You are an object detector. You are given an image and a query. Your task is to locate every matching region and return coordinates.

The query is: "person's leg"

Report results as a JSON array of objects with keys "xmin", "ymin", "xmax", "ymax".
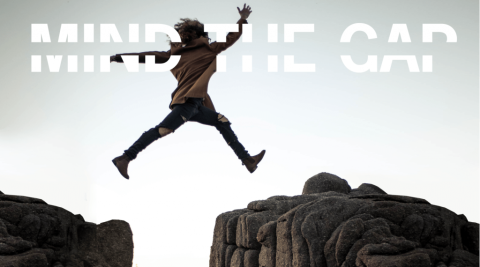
[
  {"xmin": 190, "ymin": 106, "xmax": 265, "ymax": 173},
  {"xmin": 113, "ymin": 98, "xmax": 203, "ymax": 179},
  {"xmin": 124, "ymin": 98, "xmax": 203, "ymax": 160},
  {"xmin": 189, "ymin": 106, "xmax": 250, "ymax": 160}
]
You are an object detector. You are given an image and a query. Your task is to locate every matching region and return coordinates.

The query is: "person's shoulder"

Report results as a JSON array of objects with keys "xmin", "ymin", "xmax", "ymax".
[
  {"xmin": 197, "ymin": 36, "xmax": 214, "ymax": 49},
  {"xmin": 199, "ymin": 36, "xmax": 210, "ymax": 43}
]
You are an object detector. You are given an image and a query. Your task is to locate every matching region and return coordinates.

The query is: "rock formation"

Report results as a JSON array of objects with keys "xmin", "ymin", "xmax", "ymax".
[
  {"xmin": 0, "ymin": 190, "xmax": 133, "ymax": 267},
  {"xmin": 209, "ymin": 172, "xmax": 479, "ymax": 267}
]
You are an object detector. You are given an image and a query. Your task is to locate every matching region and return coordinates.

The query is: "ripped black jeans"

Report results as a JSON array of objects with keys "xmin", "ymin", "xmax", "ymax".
[{"xmin": 124, "ymin": 98, "xmax": 251, "ymax": 161}]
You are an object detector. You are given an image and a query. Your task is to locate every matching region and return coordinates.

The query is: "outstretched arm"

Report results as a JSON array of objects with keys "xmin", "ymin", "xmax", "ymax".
[
  {"xmin": 210, "ymin": 4, "xmax": 252, "ymax": 54},
  {"xmin": 110, "ymin": 50, "xmax": 171, "ymax": 64}
]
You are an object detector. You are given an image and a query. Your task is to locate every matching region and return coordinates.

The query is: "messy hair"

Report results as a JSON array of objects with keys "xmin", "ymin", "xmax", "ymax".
[{"xmin": 166, "ymin": 18, "xmax": 211, "ymax": 47}]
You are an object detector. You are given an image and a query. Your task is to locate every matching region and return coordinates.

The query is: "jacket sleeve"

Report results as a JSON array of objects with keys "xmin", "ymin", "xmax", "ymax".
[
  {"xmin": 113, "ymin": 50, "xmax": 171, "ymax": 64},
  {"xmin": 209, "ymin": 18, "xmax": 247, "ymax": 54}
]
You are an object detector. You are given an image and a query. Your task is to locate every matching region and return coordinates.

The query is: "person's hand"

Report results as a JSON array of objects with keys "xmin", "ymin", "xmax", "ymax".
[
  {"xmin": 110, "ymin": 55, "xmax": 116, "ymax": 63},
  {"xmin": 237, "ymin": 3, "xmax": 252, "ymax": 20}
]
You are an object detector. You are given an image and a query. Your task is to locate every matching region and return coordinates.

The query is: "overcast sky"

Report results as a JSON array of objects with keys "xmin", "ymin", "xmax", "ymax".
[{"xmin": 0, "ymin": 0, "xmax": 478, "ymax": 266}]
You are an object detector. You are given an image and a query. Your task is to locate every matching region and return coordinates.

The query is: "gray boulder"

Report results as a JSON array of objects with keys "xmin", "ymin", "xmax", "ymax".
[
  {"xmin": 0, "ymin": 191, "xmax": 133, "ymax": 267},
  {"xmin": 302, "ymin": 172, "xmax": 351, "ymax": 195},
  {"xmin": 209, "ymin": 172, "xmax": 479, "ymax": 267}
]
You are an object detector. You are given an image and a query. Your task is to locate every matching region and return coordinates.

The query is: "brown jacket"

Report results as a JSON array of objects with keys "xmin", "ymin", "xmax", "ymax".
[{"xmin": 113, "ymin": 18, "xmax": 248, "ymax": 111}]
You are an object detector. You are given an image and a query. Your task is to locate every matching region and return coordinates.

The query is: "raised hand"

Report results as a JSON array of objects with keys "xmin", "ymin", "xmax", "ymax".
[{"xmin": 237, "ymin": 3, "xmax": 252, "ymax": 20}]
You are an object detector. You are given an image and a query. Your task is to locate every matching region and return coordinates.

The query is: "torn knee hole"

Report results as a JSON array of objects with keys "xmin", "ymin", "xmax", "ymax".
[
  {"xmin": 217, "ymin": 113, "xmax": 229, "ymax": 123},
  {"xmin": 181, "ymin": 115, "xmax": 187, "ymax": 122},
  {"xmin": 158, "ymin": 127, "xmax": 173, "ymax": 137}
]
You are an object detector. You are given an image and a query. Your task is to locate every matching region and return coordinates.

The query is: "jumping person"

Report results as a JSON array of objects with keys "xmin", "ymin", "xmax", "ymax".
[{"xmin": 111, "ymin": 4, "xmax": 265, "ymax": 179}]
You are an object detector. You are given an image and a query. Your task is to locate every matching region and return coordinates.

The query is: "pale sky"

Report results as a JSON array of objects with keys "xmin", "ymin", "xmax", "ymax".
[{"xmin": 0, "ymin": 0, "xmax": 478, "ymax": 266}]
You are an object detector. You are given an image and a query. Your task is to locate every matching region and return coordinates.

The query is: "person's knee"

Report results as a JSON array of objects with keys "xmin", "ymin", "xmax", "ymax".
[
  {"xmin": 158, "ymin": 127, "xmax": 173, "ymax": 137},
  {"xmin": 215, "ymin": 118, "xmax": 238, "ymax": 145},
  {"xmin": 215, "ymin": 113, "xmax": 231, "ymax": 131},
  {"xmin": 217, "ymin": 113, "xmax": 229, "ymax": 123}
]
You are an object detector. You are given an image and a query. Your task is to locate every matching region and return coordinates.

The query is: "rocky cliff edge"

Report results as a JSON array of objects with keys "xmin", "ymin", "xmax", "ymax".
[
  {"xmin": 0, "ymin": 190, "xmax": 133, "ymax": 267},
  {"xmin": 209, "ymin": 172, "xmax": 479, "ymax": 267}
]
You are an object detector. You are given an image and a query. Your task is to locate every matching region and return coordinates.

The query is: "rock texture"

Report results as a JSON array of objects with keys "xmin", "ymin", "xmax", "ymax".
[
  {"xmin": 209, "ymin": 172, "xmax": 479, "ymax": 267},
  {"xmin": 0, "ymin": 192, "xmax": 133, "ymax": 267}
]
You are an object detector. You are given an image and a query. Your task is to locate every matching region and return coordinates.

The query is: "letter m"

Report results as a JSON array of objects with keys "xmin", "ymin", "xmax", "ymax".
[{"xmin": 32, "ymin": 24, "xmax": 51, "ymax": 42}]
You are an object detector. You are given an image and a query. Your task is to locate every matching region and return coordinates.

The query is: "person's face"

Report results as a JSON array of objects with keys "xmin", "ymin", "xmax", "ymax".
[{"xmin": 180, "ymin": 30, "xmax": 197, "ymax": 44}]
